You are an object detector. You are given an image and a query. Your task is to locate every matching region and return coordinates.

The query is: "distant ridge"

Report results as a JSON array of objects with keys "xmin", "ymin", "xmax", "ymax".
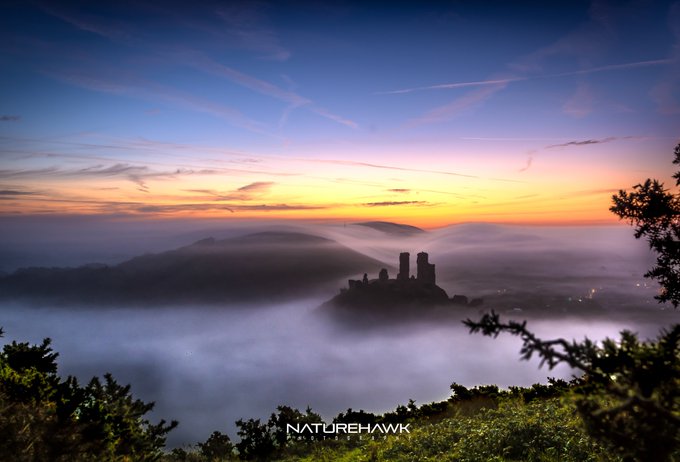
[
  {"xmin": 0, "ymin": 231, "xmax": 384, "ymax": 306},
  {"xmin": 354, "ymin": 221, "xmax": 424, "ymax": 236}
]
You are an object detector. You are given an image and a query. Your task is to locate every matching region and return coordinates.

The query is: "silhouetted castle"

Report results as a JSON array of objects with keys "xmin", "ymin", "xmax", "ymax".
[
  {"xmin": 337, "ymin": 252, "xmax": 482, "ymax": 309},
  {"xmin": 349, "ymin": 251, "xmax": 436, "ymax": 288}
]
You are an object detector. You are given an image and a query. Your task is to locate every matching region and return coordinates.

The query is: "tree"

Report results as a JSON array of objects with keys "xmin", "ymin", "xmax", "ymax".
[
  {"xmin": 197, "ymin": 431, "xmax": 234, "ymax": 461},
  {"xmin": 610, "ymin": 143, "xmax": 680, "ymax": 307},
  {"xmin": 268, "ymin": 405, "xmax": 322, "ymax": 447},
  {"xmin": 465, "ymin": 143, "xmax": 680, "ymax": 462},
  {"xmin": 0, "ymin": 331, "xmax": 177, "ymax": 461},
  {"xmin": 234, "ymin": 418, "xmax": 275, "ymax": 461}
]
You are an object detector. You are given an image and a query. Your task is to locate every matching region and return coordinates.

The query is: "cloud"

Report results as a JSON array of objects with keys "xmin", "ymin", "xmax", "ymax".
[
  {"xmin": 183, "ymin": 182, "xmax": 276, "ymax": 202},
  {"xmin": 215, "ymin": 3, "xmax": 291, "ymax": 61},
  {"xmin": 181, "ymin": 51, "xmax": 357, "ymax": 129},
  {"xmin": 133, "ymin": 202, "xmax": 326, "ymax": 214},
  {"xmin": 570, "ymin": 188, "xmax": 619, "ymax": 197},
  {"xmin": 519, "ymin": 155, "xmax": 533, "ymax": 173},
  {"xmin": 363, "ymin": 201, "xmax": 428, "ymax": 207},
  {"xmin": 388, "ymin": 189, "xmax": 410, "ymax": 193},
  {"xmin": 307, "ymin": 106, "xmax": 358, "ymax": 129},
  {"xmin": 134, "ymin": 203, "xmax": 236, "ymax": 214},
  {"xmin": 0, "ymin": 189, "xmax": 37, "ymax": 197},
  {"xmin": 650, "ymin": 2, "xmax": 680, "ymax": 115},
  {"xmin": 234, "ymin": 203, "xmax": 326, "ymax": 211},
  {"xmin": 40, "ymin": 3, "xmax": 132, "ymax": 43},
  {"xmin": 0, "ymin": 163, "xmax": 217, "ymax": 193},
  {"xmin": 563, "ymin": 82, "xmax": 594, "ymax": 118},
  {"xmin": 406, "ymin": 83, "xmax": 508, "ymax": 127},
  {"xmin": 237, "ymin": 181, "xmax": 275, "ymax": 192},
  {"xmin": 382, "ymin": 0, "xmax": 674, "ymax": 129},
  {"xmin": 546, "ymin": 137, "xmax": 619, "ymax": 149},
  {"xmin": 180, "ymin": 51, "xmax": 308, "ymax": 106},
  {"xmin": 48, "ymin": 70, "xmax": 271, "ymax": 136},
  {"xmin": 384, "ymin": 59, "xmax": 672, "ymax": 97},
  {"xmin": 0, "ymin": 167, "xmax": 61, "ymax": 179},
  {"xmin": 0, "ymin": 115, "xmax": 20, "ymax": 122},
  {"xmin": 42, "ymin": 3, "xmax": 354, "ymax": 131},
  {"xmin": 378, "ymin": 77, "xmax": 523, "ymax": 95},
  {"xmin": 301, "ymin": 158, "xmax": 479, "ymax": 179}
]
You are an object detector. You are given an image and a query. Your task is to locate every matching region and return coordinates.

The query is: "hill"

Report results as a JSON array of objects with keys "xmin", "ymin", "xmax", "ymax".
[
  {"xmin": 0, "ymin": 231, "xmax": 385, "ymax": 305},
  {"xmin": 354, "ymin": 221, "xmax": 425, "ymax": 236}
]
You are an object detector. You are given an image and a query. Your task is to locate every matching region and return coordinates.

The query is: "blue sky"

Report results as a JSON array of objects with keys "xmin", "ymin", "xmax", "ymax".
[{"xmin": 1, "ymin": 0, "xmax": 679, "ymax": 226}]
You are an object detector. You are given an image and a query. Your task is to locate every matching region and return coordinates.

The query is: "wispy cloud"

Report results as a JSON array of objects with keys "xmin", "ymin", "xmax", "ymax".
[
  {"xmin": 301, "ymin": 158, "xmax": 479, "ymax": 179},
  {"xmin": 363, "ymin": 201, "xmax": 428, "ymax": 207},
  {"xmin": 384, "ymin": 0, "xmax": 673, "ymax": 129},
  {"xmin": 0, "ymin": 135, "xmax": 303, "ymax": 181},
  {"xmin": 651, "ymin": 2, "xmax": 680, "ymax": 115},
  {"xmin": 518, "ymin": 155, "xmax": 533, "ymax": 173},
  {"xmin": 39, "ymin": 3, "xmax": 133, "ymax": 44},
  {"xmin": 237, "ymin": 181, "xmax": 275, "ymax": 192},
  {"xmin": 307, "ymin": 106, "xmax": 358, "ymax": 129},
  {"xmin": 181, "ymin": 50, "xmax": 357, "ymax": 129},
  {"xmin": 0, "ymin": 115, "xmax": 20, "ymax": 122},
  {"xmin": 180, "ymin": 51, "xmax": 308, "ymax": 106},
  {"xmin": 0, "ymin": 163, "xmax": 217, "ymax": 193},
  {"xmin": 406, "ymin": 83, "xmax": 508, "ymax": 127},
  {"xmin": 182, "ymin": 181, "xmax": 277, "ymax": 202},
  {"xmin": 378, "ymin": 77, "xmax": 522, "ymax": 95},
  {"xmin": 382, "ymin": 59, "xmax": 673, "ymax": 96},
  {"xmin": 563, "ymin": 82, "xmax": 594, "ymax": 118},
  {"xmin": 387, "ymin": 188, "xmax": 410, "ymax": 193},
  {"xmin": 48, "ymin": 70, "xmax": 271, "ymax": 136},
  {"xmin": 134, "ymin": 202, "xmax": 325, "ymax": 214},
  {"xmin": 545, "ymin": 137, "xmax": 619, "ymax": 149},
  {"xmin": 42, "ymin": 3, "xmax": 355, "ymax": 131},
  {"xmin": 214, "ymin": 3, "xmax": 291, "ymax": 61},
  {"xmin": 0, "ymin": 189, "xmax": 37, "ymax": 196}
]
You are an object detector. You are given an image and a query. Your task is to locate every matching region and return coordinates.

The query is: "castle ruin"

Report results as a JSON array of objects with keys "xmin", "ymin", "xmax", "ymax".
[
  {"xmin": 348, "ymin": 251, "xmax": 436, "ymax": 289},
  {"xmin": 416, "ymin": 252, "xmax": 435, "ymax": 285},
  {"xmin": 337, "ymin": 251, "xmax": 481, "ymax": 309}
]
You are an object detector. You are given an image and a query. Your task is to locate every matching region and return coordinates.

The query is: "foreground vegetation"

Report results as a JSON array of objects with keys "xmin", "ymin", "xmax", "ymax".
[
  {"xmin": 0, "ymin": 328, "xmax": 176, "ymax": 461},
  {"xmin": 163, "ymin": 380, "xmax": 627, "ymax": 462}
]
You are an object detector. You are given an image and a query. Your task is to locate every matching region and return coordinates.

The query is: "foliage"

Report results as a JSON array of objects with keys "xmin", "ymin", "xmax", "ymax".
[
  {"xmin": 272, "ymin": 390, "xmax": 618, "ymax": 462},
  {"xmin": 464, "ymin": 312, "xmax": 680, "ymax": 461},
  {"xmin": 235, "ymin": 418, "xmax": 276, "ymax": 461},
  {"xmin": 610, "ymin": 142, "xmax": 680, "ymax": 307},
  {"xmin": 198, "ymin": 431, "xmax": 234, "ymax": 460},
  {"xmin": 0, "ymin": 330, "xmax": 177, "ymax": 461},
  {"xmin": 378, "ymin": 399, "xmax": 615, "ymax": 462},
  {"xmin": 233, "ymin": 405, "xmax": 324, "ymax": 460}
]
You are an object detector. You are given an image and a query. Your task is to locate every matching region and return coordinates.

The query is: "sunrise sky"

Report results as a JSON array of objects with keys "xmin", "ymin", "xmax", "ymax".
[{"xmin": 1, "ymin": 0, "xmax": 679, "ymax": 228}]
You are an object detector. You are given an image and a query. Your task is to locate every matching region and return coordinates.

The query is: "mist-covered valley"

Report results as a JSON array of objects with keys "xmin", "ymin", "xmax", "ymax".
[{"xmin": 0, "ymin": 218, "xmax": 676, "ymax": 447}]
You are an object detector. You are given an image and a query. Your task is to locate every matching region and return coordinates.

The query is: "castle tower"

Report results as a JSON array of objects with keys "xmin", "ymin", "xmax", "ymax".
[
  {"xmin": 416, "ymin": 252, "xmax": 436, "ymax": 285},
  {"xmin": 398, "ymin": 252, "xmax": 410, "ymax": 281}
]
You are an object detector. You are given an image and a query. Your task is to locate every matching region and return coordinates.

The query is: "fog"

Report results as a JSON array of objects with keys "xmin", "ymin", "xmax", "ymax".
[
  {"xmin": 1, "ymin": 300, "xmax": 664, "ymax": 448},
  {"xmin": 0, "ymin": 219, "xmax": 678, "ymax": 447}
]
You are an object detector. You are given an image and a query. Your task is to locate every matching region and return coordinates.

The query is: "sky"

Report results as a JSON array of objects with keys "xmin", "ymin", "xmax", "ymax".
[{"xmin": 1, "ymin": 0, "xmax": 679, "ymax": 228}]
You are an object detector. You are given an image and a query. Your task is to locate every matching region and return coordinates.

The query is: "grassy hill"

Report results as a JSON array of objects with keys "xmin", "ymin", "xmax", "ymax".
[
  {"xmin": 0, "ymin": 231, "xmax": 385, "ymax": 305},
  {"xmin": 162, "ymin": 380, "xmax": 640, "ymax": 462}
]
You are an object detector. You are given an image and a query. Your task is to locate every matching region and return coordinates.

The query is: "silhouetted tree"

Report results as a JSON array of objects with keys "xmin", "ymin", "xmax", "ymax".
[
  {"xmin": 465, "ymin": 143, "xmax": 680, "ymax": 462},
  {"xmin": 0, "ymin": 331, "xmax": 177, "ymax": 461},
  {"xmin": 268, "ymin": 405, "xmax": 322, "ymax": 446},
  {"xmin": 234, "ymin": 418, "xmax": 274, "ymax": 461},
  {"xmin": 198, "ymin": 431, "xmax": 234, "ymax": 460},
  {"xmin": 610, "ymin": 143, "xmax": 680, "ymax": 307}
]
